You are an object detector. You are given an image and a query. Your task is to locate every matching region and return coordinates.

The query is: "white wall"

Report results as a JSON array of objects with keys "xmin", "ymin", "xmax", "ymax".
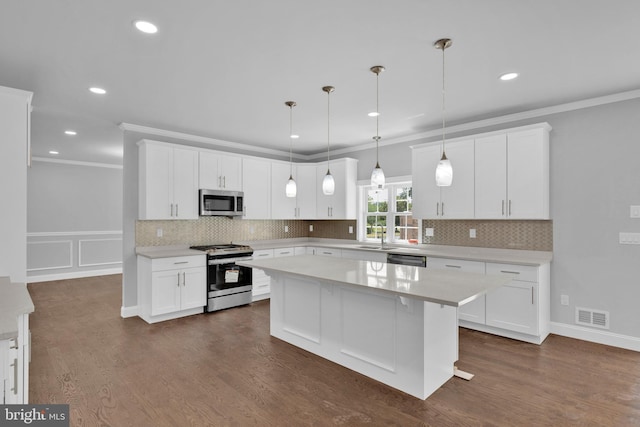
[
  {"xmin": 0, "ymin": 86, "xmax": 31, "ymax": 283},
  {"xmin": 27, "ymin": 159, "xmax": 123, "ymax": 281}
]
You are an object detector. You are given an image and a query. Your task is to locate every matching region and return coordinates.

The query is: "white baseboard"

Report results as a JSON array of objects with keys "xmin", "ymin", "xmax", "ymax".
[
  {"xmin": 550, "ymin": 322, "xmax": 640, "ymax": 352},
  {"xmin": 121, "ymin": 305, "xmax": 139, "ymax": 318},
  {"xmin": 27, "ymin": 267, "xmax": 122, "ymax": 283}
]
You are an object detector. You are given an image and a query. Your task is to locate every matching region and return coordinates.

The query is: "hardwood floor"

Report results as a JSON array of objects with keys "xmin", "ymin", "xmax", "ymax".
[{"xmin": 28, "ymin": 275, "xmax": 640, "ymax": 426}]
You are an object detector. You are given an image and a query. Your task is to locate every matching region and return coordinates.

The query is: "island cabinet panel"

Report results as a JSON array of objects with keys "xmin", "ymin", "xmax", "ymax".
[
  {"xmin": 1, "ymin": 313, "xmax": 30, "ymax": 404},
  {"xmin": 269, "ymin": 272, "xmax": 458, "ymax": 400}
]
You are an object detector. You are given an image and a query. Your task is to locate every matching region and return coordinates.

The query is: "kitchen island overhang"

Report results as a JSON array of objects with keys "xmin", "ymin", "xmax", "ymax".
[{"xmin": 239, "ymin": 255, "xmax": 514, "ymax": 399}]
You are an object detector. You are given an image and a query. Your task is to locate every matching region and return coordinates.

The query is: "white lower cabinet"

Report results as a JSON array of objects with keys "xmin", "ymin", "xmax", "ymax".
[
  {"xmin": 1, "ymin": 314, "xmax": 29, "ymax": 404},
  {"xmin": 485, "ymin": 263, "xmax": 546, "ymax": 336},
  {"xmin": 428, "ymin": 258, "xmax": 486, "ymax": 324},
  {"xmin": 251, "ymin": 249, "xmax": 274, "ymax": 301},
  {"xmin": 313, "ymin": 247, "xmax": 342, "ymax": 257},
  {"xmin": 428, "ymin": 256, "xmax": 550, "ymax": 344},
  {"xmin": 138, "ymin": 255, "xmax": 206, "ymax": 323}
]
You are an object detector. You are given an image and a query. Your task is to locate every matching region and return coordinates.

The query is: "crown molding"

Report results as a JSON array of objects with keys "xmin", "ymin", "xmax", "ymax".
[
  {"xmin": 306, "ymin": 88, "xmax": 640, "ymax": 160},
  {"xmin": 119, "ymin": 122, "xmax": 312, "ymax": 161},
  {"xmin": 121, "ymin": 89, "xmax": 640, "ymax": 161},
  {"xmin": 32, "ymin": 157, "xmax": 123, "ymax": 169}
]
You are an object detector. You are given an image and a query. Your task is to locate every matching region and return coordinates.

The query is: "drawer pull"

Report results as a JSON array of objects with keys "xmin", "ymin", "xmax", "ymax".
[
  {"xmin": 500, "ymin": 270, "xmax": 520, "ymax": 275},
  {"xmin": 280, "ymin": 251, "xmax": 291, "ymax": 255},
  {"xmin": 445, "ymin": 264, "xmax": 461, "ymax": 269},
  {"xmin": 174, "ymin": 261, "xmax": 189, "ymax": 264}
]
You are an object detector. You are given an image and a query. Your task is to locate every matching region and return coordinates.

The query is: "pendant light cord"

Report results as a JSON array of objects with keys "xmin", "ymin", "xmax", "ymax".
[
  {"xmin": 326, "ymin": 90, "xmax": 331, "ymax": 171},
  {"xmin": 441, "ymin": 43, "xmax": 446, "ymax": 158},
  {"xmin": 289, "ymin": 104, "xmax": 294, "ymax": 177},
  {"xmin": 375, "ymin": 71, "xmax": 380, "ymax": 166}
]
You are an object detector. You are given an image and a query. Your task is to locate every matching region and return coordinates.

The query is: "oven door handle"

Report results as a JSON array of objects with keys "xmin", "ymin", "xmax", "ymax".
[{"xmin": 208, "ymin": 256, "xmax": 253, "ymax": 265}]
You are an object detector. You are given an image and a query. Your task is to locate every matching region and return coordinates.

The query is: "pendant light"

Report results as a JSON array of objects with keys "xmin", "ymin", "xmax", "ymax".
[
  {"xmin": 435, "ymin": 38, "xmax": 453, "ymax": 187},
  {"xmin": 285, "ymin": 101, "xmax": 297, "ymax": 198},
  {"xmin": 370, "ymin": 65, "xmax": 386, "ymax": 189},
  {"xmin": 322, "ymin": 86, "xmax": 335, "ymax": 195}
]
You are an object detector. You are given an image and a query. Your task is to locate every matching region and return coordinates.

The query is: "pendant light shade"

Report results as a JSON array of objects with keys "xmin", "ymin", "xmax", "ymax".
[
  {"xmin": 435, "ymin": 38, "xmax": 453, "ymax": 187},
  {"xmin": 285, "ymin": 101, "xmax": 297, "ymax": 198},
  {"xmin": 370, "ymin": 65, "xmax": 386, "ymax": 189},
  {"xmin": 322, "ymin": 86, "xmax": 335, "ymax": 196}
]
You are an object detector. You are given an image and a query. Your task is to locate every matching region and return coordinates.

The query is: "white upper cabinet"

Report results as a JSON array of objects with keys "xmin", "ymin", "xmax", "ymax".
[
  {"xmin": 412, "ymin": 123, "xmax": 550, "ymax": 220},
  {"xmin": 242, "ymin": 157, "xmax": 271, "ymax": 219},
  {"xmin": 198, "ymin": 151, "xmax": 242, "ymax": 191},
  {"xmin": 316, "ymin": 158, "xmax": 358, "ymax": 219},
  {"xmin": 271, "ymin": 162, "xmax": 318, "ymax": 220},
  {"xmin": 295, "ymin": 164, "xmax": 317, "ymax": 219},
  {"xmin": 271, "ymin": 162, "xmax": 298, "ymax": 219},
  {"xmin": 412, "ymin": 139, "xmax": 474, "ymax": 219},
  {"xmin": 475, "ymin": 126, "xmax": 550, "ymax": 219},
  {"xmin": 138, "ymin": 141, "xmax": 198, "ymax": 220}
]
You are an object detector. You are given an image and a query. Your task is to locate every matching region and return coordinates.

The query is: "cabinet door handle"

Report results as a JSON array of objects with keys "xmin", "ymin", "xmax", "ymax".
[
  {"xmin": 441, "ymin": 202, "xmax": 445, "ymax": 216},
  {"xmin": 531, "ymin": 286, "xmax": 534, "ymax": 304},
  {"xmin": 183, "ymin": 272, "xmax": 186, "ymax": 286},
  {"xmin": 445, "ymin": 264, "xmax": 461, "ymax": 269},
  {"xmin": 11, "ymin": 358, "xmax": 18, "ymax": 395},
  {"xmin": 280, "ymin": 251, "xmax": 291, "ymax": 255},
  {"xmin": 509, "ymin": 200, "xmax": 512, "ymax": 216},
  {"xmin": 218, "ymin": 176, "xmax": 221, "ymax": 188},
  {"xmin": 174, "ymin": 261, "xmax": 189, "ymax": 265},
  {"xmin": 502, "ymin": 200, "xmax": 505, "ymax": 216},
  {"xmin": 436, "ymin": 202, "xmax": 440, "ymax": 216},
  {"xmin": 177, "ymin": 273, "xmax": 180, "ymax": 287},
  {"xmin": 223, "ymin": 176, "xmax": 226, "ymax": 188},
  {"xmin": 170, "ymin": 203, "xmax": 174, "ymax": 217},
  {"xmin": 176, "ymin": 204, "xmax": 179, "ymax": 217}
]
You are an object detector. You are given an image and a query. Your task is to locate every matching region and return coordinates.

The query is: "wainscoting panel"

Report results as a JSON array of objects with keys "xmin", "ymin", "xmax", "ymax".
[
  {"xmin": 79, "ymin": 238, "xmax": 123, "ymax": 267},
  {"xmin": 27, "ymin": 240, "xmax": 73, "ymax": 271}
]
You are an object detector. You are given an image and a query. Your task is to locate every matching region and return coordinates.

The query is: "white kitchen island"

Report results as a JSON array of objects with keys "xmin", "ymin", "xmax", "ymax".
[{"xmin": 238, "ymin": 255, "xmax": 514, "ymax": 400}]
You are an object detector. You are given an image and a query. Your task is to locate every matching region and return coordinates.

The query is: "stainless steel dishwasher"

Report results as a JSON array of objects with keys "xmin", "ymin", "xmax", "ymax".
[{"xmin": 387, "ymin": 253, "xmax": 427, "ymax": 267}]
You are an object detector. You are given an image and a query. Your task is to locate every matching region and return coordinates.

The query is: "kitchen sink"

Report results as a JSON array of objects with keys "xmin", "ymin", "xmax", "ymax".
[{"xmin": 356, "ymin": 245, "xmax": 388, "ymax": 250}]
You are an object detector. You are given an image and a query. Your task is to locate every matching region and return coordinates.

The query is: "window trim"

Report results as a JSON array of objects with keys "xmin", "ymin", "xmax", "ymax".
[{"xmin": 358, "ymin": 177, "xmax": 419, "ymax": 244}]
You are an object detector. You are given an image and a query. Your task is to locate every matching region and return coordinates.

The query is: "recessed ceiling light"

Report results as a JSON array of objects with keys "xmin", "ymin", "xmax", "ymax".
[
  {"xmin": 134, "ymin": 20, "xmax": 158, "ymax": 34},
  {"xmin": 64, "ymin": 130, "xmax": 77, "ymax": 136},
  {"xmin": 49, "ymin": 151, "xmax": 59, "ymax": 155},
  {"xmin": 368, "ymin": 112, "xmax": 379, "ymax": 117},
  {"xmin": 89, "ymin": 87, "xmax": 107, "ymax": 95},
  {"xmin": 290, "ymin": 134, "xmax": 299, "ymax": 139},
  {"xmin": 499, "ymin": 72, "xmax": 519, "ymax": 81}
]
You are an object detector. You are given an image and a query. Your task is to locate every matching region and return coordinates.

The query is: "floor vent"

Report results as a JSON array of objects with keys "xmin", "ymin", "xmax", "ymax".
[{"xmin": 575, "ymin": 307, "xmax": 609, "ymax": 329}]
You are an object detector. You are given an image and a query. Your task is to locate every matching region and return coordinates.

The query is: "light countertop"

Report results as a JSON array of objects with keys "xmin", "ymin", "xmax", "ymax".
[
  {"xmin": 238, "ymin": 255, "xmax": 515, "ymax": 307},
  {"xmin": 136, "ymin": 239, "xmax": 552, "ymax": 266},
  {"xmin": 0, "ymin": 277, "xmax": 35, "ymax": 340}
]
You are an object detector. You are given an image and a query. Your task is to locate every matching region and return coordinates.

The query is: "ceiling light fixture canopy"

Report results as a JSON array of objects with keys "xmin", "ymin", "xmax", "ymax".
[
  {"xmin": 322, "ymin": 86, "xmax": 335, "ymax": 196},
  {"xmin": 434, "ymin": 38, "xmax": 453, "ymax": 187},
  {"xmin": 370, "ymin": 65, "xmax": 386, "ymax": 189},
  {"xmin": 285, "ymin": 101, "xmax": 297, "ymax": 198}
]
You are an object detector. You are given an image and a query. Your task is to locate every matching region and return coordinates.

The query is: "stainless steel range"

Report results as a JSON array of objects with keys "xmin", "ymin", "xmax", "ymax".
[{"xmin": 190, "ymin": 243, "xmax": 253, "ymax": 312}]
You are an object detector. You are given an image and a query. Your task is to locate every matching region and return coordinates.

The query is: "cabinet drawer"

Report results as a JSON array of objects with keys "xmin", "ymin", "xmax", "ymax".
[
  {"xmin": 428, "ymin": 257, "xmax": 485, "ymax": 273},
  {"xmin": 152, "ymin": 255, "xmax": 205, "ymax": 271},
  {"xmin": 315, "ymin": 248, "xmax": 341, "ymax": 257},
  {"xmin": 486, "ymin": 263, "xmax": 538, "ymax": 283},
  {"xmin": 252, "ymin": 249, "xmax": 274, "ymax": 259},
  {"xmin": 274, "ymin": 247, "xmax": 295, "ymax": 257}
]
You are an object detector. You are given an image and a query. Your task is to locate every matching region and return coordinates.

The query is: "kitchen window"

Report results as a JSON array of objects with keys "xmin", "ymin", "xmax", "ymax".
[{"xmin": 360, "ymin": 181, "xmax": 419, "ymax": 244}]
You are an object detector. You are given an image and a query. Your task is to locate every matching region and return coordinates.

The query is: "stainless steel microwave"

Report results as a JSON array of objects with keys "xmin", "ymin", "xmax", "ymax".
[{"xmin": 199, "ymin": 189, "xmax": 244, "ymax": 217}]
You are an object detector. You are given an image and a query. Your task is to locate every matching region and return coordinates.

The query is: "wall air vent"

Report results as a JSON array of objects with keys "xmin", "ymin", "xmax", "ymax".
[{"xmin": 575, "ymin": 307, "xmax": 610, "ymax": 329}]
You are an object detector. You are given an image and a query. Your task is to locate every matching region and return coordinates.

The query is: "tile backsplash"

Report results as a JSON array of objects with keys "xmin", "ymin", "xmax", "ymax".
[
  {"xmin": 137, "ymin": 217, "xmax": 552, "ymax": 251},
  {"xmin": 136, "ymin": 217, "xmax": 357, "ymax": 246},
  {"xmin": 422, "ymin": 219, "xmax": 552, "ymax": 251}
]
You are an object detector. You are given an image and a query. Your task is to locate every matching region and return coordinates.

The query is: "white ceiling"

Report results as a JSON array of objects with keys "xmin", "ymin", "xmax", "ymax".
[{"xmin": 2, "ymin": 1, "xmax": 640, "ymax": 165}]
